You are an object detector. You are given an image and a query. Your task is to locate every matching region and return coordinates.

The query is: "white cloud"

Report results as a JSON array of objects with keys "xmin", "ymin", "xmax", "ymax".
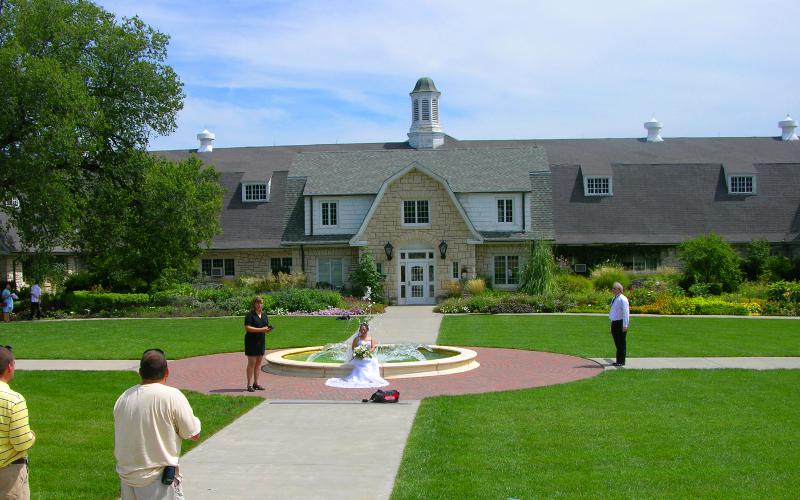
[{"xmin": 97, "ymin": 0, "xmax": 800, "ymax": 149}]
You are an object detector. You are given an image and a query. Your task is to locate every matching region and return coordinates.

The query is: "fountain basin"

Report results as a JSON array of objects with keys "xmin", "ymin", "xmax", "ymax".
[{"xmin": 263, "ymin": 345, "xmax": 479, "ymax": 379}]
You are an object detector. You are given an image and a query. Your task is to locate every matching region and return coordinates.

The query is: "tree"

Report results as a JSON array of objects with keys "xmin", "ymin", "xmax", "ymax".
[
  {"xmin": 519, "ymin": 240, "xmax": 556, "ymax": 296},
  {"xmin": 0, "ymin": 0, "xmax": 184, "ymax": 251},
  {"xmin": 678, "ymin": 233, "xmax": 742, "ymax": 293},
  {"xmin": 742, "ymin": 238, "xmax": 771, "ymax": 281},
  {"xmin": 78, "ymin": 154, "xmax": 223, "ymax": 290},
  {"xmin": 349, "ymin": 252, "xmax": 384, "ymax": 303}
]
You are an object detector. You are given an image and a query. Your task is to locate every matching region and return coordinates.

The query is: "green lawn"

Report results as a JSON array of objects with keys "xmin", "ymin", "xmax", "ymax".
[
  {"xmin": 439, "ymin": 315, "xmax": 800, "ymax": 357},
  {"xmin": 2, "ymin": 316, "xmax": 356, "ymax": 359},
  {"xmin": 392, "ymin": 370, "xmax": 800, "ymax": 499},
  {"xmin": 15, "ymin": 371, "xmax": 262, "ymax": 499}
]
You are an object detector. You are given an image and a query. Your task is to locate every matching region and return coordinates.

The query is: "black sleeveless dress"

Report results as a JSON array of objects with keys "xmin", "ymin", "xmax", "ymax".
[{"xmin": 244, "ymin": 311, "xmax": 269, "ymax": 356}]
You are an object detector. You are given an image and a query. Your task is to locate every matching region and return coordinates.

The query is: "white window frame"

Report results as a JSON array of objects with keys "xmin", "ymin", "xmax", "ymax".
[
  {"xmin": 727, "ymin": 175, "xmax": 756, "ymax": 195},
  {"xmin": 583, "ymin": 176, "xmax": 612, "ymax": 196},
  {"xmin": 401, "ymin": 200, "xmax": 431, "ymax": 227},
  {"xmin": 452, "ymin": 261, "xmax": 460, "ymax": 279},
  {"xmin": 320, "ymin": 200, "xmax": 339, "ymax": 227},
  {"xmin": 317, "ymin": 257, "xmax": 345, "ymax": 287},
  {"xmin": 202, "ymin": 258, "xmax": 235, "ymax": 278},
  {"xmin": 497, "ymin": 198, "xmax": 514, "ymax": 224},
  {"xmin": 242, "ymin": 179, "xmax": 271, "ymax": 202}
]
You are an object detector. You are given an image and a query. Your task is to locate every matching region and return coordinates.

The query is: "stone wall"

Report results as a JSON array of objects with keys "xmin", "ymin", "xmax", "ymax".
[
  {"xmin": 359, "ymin": 169, "xmax": 477, "ymax": 303},
  {"xmin": 200, "ymin": 249, "xmax": 301, "ymax": 279}
]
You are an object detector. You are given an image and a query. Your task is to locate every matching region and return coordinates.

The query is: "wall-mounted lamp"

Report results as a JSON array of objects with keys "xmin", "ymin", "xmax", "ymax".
[
  {"xmin": 438, "ymin": 240, "xmax": 448, "ymax": 259},
  {"xmin": 384, "ymin": 241, "xmax": 394, "ymax": 261}
]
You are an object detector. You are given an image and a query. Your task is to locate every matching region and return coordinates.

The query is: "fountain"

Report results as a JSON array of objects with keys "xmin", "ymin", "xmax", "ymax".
[{"xmin": 263, "ymin": 287, "xmax": 479, "ymax": 379}]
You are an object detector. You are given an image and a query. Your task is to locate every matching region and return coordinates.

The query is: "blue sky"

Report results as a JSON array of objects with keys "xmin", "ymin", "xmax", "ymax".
[{"xmin": 96, "ymin": 0, "xmax": 800, "ymax": 151}]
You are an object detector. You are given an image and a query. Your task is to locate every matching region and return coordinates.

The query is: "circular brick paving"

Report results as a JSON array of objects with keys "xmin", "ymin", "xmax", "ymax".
[{"xmin": 168, "ymin": 348, "xmax": 603, "ymax": 400}]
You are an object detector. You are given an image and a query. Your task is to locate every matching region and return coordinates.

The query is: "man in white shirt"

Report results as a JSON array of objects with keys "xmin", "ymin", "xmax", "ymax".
[
  {"xmin": 29, "ymin": 283, "xmax": 42, "ymax": 320},
  {"xmin": 114, "ymin": 349, "xmax": 201, "ymax": 499},
  {"xmin": 608, "ymin": 282, "xmax": 630, "ymax": 367}
]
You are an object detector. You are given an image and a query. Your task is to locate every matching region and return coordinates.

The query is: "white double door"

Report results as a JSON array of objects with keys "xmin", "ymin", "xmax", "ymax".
[{"xmin": 398, "ymin": 256, "xmax": 436, "ymax": 305}]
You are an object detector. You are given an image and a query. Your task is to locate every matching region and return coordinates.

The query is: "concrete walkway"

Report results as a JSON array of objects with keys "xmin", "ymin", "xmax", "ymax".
[
  {"xmin": 592, "ymin": 357, "xmax": 800, "ymax": 370},
  {"xmin": 181, "ymin": 400, "xmax": 419, "ymax": 500},
  {"xmin": 370, "ymin": 305, "xmax": 441, "ymax": 344},
  {"xmin": 15, "ymin": 359, "xmax": 138, "ymax": 371}
]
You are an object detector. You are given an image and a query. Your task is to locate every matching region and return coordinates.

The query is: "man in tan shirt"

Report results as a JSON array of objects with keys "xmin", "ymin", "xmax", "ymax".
[
  {"xmin": 0, "ymin": 346, "xmax": 35, "ymax": 499},
  {"xmin": 114, "ymin": 349, "xmax": 201, "ymax": 499}
]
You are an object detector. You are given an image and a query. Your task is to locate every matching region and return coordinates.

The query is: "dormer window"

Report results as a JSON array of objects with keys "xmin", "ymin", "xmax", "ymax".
[
  {"xmin": 728, "ymin": 175, "xmax": 755, "ymax": 195},
  {"xmin": 497, "ymin": 199, "xmax": 513, "ymax": 223},
  {"xmin": 584, "ymin": 176, "xmax": 612, "ymax": 196},
  {"xmin": 242, "ymin": 180, "xmax": 270, "ymax": 202},
  {"xmin": 321, "ymin": 201, "xmax": 338, "ymax": 226}
]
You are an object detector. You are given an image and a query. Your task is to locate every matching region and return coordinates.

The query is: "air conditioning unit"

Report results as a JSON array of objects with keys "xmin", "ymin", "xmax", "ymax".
[
  {"xmin": 573, "ymin": 263, "xmax": 587, "ymax": 273},
  {"xmin": 211, "ymin": 268, "xmax": 224, "ymax": 277}
]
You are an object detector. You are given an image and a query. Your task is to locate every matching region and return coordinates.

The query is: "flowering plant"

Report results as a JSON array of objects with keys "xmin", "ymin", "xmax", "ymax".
[{"xmin": 353, "ymin": 344, "xmax": 372, "ymax": 359}]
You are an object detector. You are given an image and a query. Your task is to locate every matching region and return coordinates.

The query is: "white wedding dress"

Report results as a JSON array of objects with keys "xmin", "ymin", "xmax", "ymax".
[{"xmin": 325, "ymin": 339, "xmax": 389, "ymax": 389}]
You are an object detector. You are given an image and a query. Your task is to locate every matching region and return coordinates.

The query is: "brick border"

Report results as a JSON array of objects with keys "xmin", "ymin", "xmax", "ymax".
[{"xmin": 168, "ymin": 347, "xmax": 603, "ymax": 401}]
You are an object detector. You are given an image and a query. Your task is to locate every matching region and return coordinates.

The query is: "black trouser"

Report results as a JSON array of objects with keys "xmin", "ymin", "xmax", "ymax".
[
  {"xmin": 30, "ymin": 302, "xmax": 42, "ymax": 319},
  {"xmin": 610, "ymin": 320, "xmax": 626, "ymax": 364}
]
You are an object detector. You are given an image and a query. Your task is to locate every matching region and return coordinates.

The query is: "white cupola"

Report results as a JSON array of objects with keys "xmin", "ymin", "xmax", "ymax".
[
  {"xmin": 779, "ymin": 114, "xmax": 798, "ymax": 141},
  {"xmin": 644, "ymin": 117, "xmax": 663, "ymax": 142},
  {"xmin": 197, "ymin": 129, "xmax": 215, "ymax": 152},
  {"xmin": 407, "ymin": 77, "xmax": 445, "ymax": 149}
]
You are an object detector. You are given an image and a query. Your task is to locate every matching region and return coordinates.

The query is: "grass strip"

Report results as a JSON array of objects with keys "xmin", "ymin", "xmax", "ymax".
[
  {"xmin": 439, "ymin": 315, "xmax": 800, "ymax": 357},
  {"xmin": 3, "ymin": 316, "xmax": 357, "ymax": 359}
]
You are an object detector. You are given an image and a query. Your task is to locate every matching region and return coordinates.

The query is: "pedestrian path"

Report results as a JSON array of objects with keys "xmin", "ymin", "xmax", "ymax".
[
  {"xmin": 15, "ymin": 359, "xmax": 138, "ymax": 371},
  {"xmin": 181, "ymin": 400, "xmax": 419, "ymax": 500},
  {"xmin": 591, "ymin": 357, "xmax": 800, "ymax": 370}
]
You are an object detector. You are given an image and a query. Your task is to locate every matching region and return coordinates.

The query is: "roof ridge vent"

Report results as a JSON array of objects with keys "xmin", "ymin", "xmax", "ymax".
[
  {"xmin": 644, "ymin": 117, "xmax": 663, "ymax": 142},
  {"xmin": 197, "ymin": 129, "xmax": 215, "ymax": 152},
  {"xmin": 779, "ymin": 114, "xmax": 798, "ymax": 141}
]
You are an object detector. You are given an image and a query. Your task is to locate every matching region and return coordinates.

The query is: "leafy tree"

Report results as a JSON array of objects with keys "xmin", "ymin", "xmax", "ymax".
[
  {"xmin": 519, "ymin": 240, "xmax": 556, "ymax": 296},
  {"xmin": 0, "ymin": 0, "xmax": 184, "ymax": 251},
  {"xmin": 349, "ymin": 251, "xmax": 384, "ymax": 303},
  {"xmin": 741, "ymin": 238, "xmax": 771, "ymax": 281},
  {"xmin": 678, "ymin": 233, "xmax": 742, "ymax": 293},
  {"xmin": 78, "ymin": 154, "xmax": 223, "ymax": 290}
]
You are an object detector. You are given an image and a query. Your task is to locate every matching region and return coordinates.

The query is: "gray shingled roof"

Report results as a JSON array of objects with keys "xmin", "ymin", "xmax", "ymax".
[
  {"xmin": 292, "ymin": 147, "xmax": 549, "ymax": 195},
  {"xmin": 551, "ymin": 163, "xmax": 800, "ymax": 245}
]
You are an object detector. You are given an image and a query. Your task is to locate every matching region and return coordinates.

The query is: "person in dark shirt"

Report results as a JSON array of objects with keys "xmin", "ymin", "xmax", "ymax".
[{"xmin": 244, "ymin": 296, "xmax": 272, "ymax": 392}]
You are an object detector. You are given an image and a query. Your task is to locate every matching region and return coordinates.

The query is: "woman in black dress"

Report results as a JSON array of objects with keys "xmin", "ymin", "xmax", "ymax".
[{"xmin": 244, "ymin": 296, "xmax": 272, "ymax": 392}]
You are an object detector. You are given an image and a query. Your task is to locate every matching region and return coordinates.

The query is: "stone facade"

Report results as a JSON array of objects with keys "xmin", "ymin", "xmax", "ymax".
[
  {"xmin": 359, "ymin": 169, "xmax": 478, "ymax": 303},
  {"xmin": 1, "ymin": 254, "xmax": 81, "ymax": 288},
  {"xmin": 200, "ymin": 249, "xmax": 301, "ymax": 279},
  {"xmin": 302, "ymin": 246, "xmax": 359, "ymax": 288}
]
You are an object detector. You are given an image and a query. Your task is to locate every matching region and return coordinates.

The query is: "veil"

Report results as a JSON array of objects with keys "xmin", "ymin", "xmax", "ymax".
[{"xmin": 343, "ymin": 329, "xmax": 359, "ymax": 361}]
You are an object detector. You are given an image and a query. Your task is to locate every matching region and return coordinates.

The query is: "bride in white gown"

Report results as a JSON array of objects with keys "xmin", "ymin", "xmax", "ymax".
[{"xmin": 325, "ymin": 322, "xmax": 389, "ymax": 389}]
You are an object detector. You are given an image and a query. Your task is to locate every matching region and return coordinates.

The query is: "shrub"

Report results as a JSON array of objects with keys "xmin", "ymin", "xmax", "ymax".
[
  {"xmin": 590, "ymin": 264, "xmax": 630, "ymax": 291},
  {"xmin": 349, "ymin": 252, "xmax": 384, "ymax": 303},
  {"xmin": 63, "ymin": 271, "xmax": 99, "ymax": 292},
  {"xmin": 465, "ymin": 294, "xmax": 500, "ymax": 312},
  {"xmin": 741, "ymin": 239, "xmax": 771, "ymax": 281},
  {"xmin": 64, "ymin": 291, "xmax": 150, "ymax": 311},
  {"xmin": 555, "ymin": 274, "xmax": 593, "ymax": 294},
  {"xmin": 464, "ymin": 278, "xmax": 487, "ymax": 296},
  {"xmin": 270, "ymin": 288, "xmax": 344, "ymax": 312},
  {"xmin": 678, "ymin": 233, "xmax": 742, "ymax": 293},
  {"xmin": 767, "ymin": 281, "xmax": 800, "ymax": 302},
  {"xmin": 688, "ymin": 283, "xmax": 711, "ymax": 297},
  {"xmin": 434, "ymin": 297, "xmax": 472, "ymax": 314},
  {"xmin": 519, "ymin": 240, "xmax": 556, "ymax": 296}
]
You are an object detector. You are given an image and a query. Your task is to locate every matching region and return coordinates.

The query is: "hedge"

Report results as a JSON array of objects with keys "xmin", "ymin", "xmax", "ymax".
[{"xmin": 64, "ymin": 291, "xmax": 150, "ymax": 311}]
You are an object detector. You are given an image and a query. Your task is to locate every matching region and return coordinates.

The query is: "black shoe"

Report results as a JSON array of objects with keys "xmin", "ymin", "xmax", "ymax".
[
  {"xmin": 247, "ymin": 385, "xmax": 255, "ymax": 392},
  {"xmin": 253, "ymin": 384, "xmax": 265, "ymax": 391},
  {"xmin": 612, "ymin": 362, "xmax": 625, "ymax": 367}
]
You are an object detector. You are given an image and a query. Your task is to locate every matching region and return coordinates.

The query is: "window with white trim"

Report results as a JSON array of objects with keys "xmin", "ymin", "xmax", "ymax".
[
  {"xmin": 494, "ymin": 256, "xmax": 520, "ymax": 285},
  {"xmin": 584, "ymin": 176, "xmax": 612, "ymax": 196},
  {"xmin": 403, "ymin": 200, "xmax": 430, "ymax": 225},
  {"xmin": 321, "ymin": 201, "xmax": 338, "ymax": 226},
  {"xmin": 497, "ymin": 199, "xmax": 513, "ymax": 223},
  {"xmin": 242, "ymin": 180, "xmax": 270, "ymax": 202},
  {"xmin": 317, "ymin": 257, "xmax": 344, "ymax": 286},
  {"xmin": 202, "ymin": 258, "xmax": 235, "ymax": 277},
  {"xmin": 728, "ymin": 175, "xmax": 755, "ymax": 194},
  {"xmin": 452, "ymin": 261, "xmax": 460, "ymax": 279}
]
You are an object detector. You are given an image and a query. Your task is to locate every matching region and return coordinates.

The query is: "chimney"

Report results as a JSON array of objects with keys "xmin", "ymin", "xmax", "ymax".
[
  {"xmin": 779, "ymin": 114, "xmax": 798, "ymax": 141},
  {"xmin": 644, "ymin": 117, "xmax": 663, "ymax": 142},
  {"xmin": 197, "ymin": 129, "xmax": 215, "ymax": 152}
]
